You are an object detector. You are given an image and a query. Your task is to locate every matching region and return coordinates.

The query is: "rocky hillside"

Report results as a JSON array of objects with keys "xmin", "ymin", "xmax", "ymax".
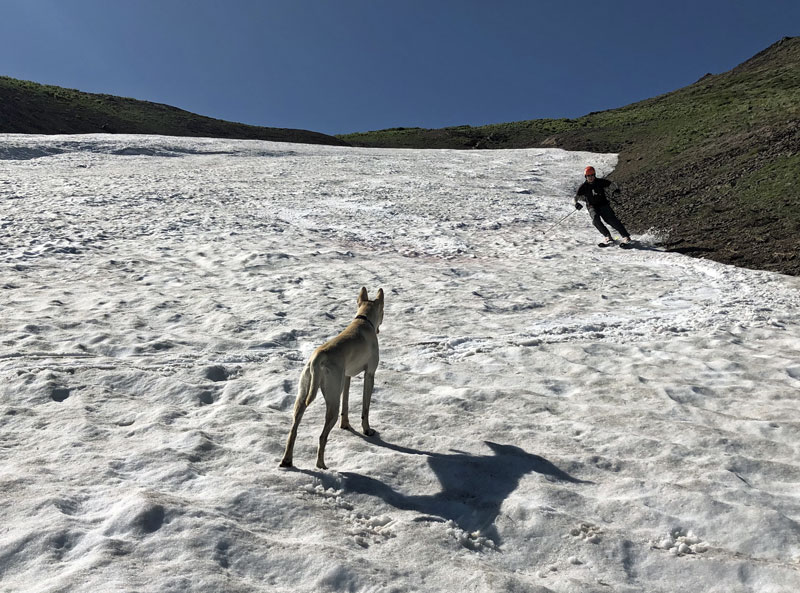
[
  {"xmin": 0, "ymin": 77, "xmax": 346, "ymax": 146},
  {"xmin": 340, "ymin": 37, "xmax": 800, "ymax": 276}
]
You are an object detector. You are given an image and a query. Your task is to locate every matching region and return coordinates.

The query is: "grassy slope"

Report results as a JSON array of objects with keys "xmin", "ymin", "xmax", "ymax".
[
  {"xmin": 0, "ymin": 77, "xmax": 347, "ymax": 146},
  {"xmin": 340, "ymin": 37, "xmax": 800, "ymax": 275}
]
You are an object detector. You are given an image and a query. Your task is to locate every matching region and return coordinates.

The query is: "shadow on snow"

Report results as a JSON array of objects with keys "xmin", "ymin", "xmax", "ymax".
[{"xmin": 302, "ymin": 435, "xmax": 590, "ymax": 546}]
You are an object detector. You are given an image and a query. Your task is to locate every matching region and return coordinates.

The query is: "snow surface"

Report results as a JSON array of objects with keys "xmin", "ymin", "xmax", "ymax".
[{"xmin": 2, "ymin": 134, "xmax": 800, "ymax": 593}]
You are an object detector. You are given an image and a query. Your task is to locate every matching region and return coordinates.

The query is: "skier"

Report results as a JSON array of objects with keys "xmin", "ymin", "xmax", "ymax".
[{"xmin": 574, "ymin": 166, "xmax": 631, "ymax": 246}]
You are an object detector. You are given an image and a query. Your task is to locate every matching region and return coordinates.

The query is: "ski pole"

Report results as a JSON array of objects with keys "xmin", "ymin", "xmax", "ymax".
[{"xmin": 542, "ymin": 209, "xmax": 576, "ymax": 235}]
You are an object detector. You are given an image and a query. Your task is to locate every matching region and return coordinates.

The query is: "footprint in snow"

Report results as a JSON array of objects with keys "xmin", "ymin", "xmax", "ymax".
[{"xmin": 203, "ymin": 365, "xmax": 230, "ymax": 382}]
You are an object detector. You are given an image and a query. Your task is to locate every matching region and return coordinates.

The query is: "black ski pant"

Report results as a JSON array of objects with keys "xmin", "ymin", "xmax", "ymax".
[{"xmin": 587, "ymin": 203, "xmax": 630, "ymax": 239}]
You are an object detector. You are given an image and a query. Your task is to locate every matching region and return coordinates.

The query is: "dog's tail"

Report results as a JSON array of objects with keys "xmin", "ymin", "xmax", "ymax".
[{"xmin": 301, "ymin": 358, "xmax": 321, "ymax": 407}]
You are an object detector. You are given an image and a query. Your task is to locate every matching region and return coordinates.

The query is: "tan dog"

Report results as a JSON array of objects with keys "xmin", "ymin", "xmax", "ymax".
[{"xmin": 280, "ymin": 287, "xmax": 384, "ymax": 469}]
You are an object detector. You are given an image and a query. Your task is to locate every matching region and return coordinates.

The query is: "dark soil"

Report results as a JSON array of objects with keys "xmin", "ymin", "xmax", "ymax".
[{"xmin": 613, "ymin": 120, "xmax": 800, "ymax": 276}]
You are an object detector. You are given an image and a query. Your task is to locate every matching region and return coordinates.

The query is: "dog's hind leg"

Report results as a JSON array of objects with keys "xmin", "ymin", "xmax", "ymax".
[
  {"xmin": 361, "ymin": 371, "xmax": 376, "ymax": 436},
  {"xmin": 316, "ymin": 373, "xmax": 344, "ymax": 470},
  {"xmin": 280, "ymin": 364, "xmax": 314, "ymax": 468},
  {"xmin": 339, "ymin": 376, "xmax": 352, "ymax": 429},
  {"xmin": 279, "ymin": 395, "xmax": 307, "ymax": 468}
]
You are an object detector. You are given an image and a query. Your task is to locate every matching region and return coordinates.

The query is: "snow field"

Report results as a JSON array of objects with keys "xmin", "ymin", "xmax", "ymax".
[{"xmin": 1, "ymin": 134, "xmax": 800, "ymax": 592}]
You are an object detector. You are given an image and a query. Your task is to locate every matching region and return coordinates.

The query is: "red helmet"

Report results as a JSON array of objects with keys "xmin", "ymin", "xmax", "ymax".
[{"xmin": 584, "ymin": 166, "xmax": 596, "ymax": 176}]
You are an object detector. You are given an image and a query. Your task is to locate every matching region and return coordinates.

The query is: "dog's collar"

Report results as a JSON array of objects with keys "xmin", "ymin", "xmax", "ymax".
[{"xmin": 355, "ymin": 315, "xmax": 376, "ymax": 331}]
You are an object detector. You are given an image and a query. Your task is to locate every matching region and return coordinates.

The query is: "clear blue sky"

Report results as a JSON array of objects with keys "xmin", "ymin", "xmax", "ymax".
[{"xmin": 1, "ymin": 0, "xmax": 798, "ymax": 136}]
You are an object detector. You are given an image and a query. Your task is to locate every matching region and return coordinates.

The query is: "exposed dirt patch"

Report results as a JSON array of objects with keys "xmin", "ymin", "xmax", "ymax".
[{"xmin": 614, "ymin": 121, "xmax": 800, "ymax": 276}]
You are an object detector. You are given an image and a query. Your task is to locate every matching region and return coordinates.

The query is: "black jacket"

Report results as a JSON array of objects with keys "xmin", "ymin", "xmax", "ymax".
[{"xmin": 574, "ymin": 178, "xmax": 619, "ymax": 208}]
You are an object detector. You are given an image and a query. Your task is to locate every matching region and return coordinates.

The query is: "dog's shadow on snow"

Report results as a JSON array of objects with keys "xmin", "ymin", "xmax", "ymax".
[{"xmin": 317, "ymin": 436, "xmax": 590, "ymax": 546}]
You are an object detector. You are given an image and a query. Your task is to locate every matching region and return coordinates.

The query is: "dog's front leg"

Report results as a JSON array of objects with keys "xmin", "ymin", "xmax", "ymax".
[
  {"xmin": 361, "ymin": 371, "xmax": 376, "ymax": 436},
  {"xmin": 339, "ymin": 376, "xmax": 352, "ymax": 429}
]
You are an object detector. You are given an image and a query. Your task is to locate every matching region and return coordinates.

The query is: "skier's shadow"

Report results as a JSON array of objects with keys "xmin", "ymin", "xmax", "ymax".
[{"xmin": 337, "ymin": 436, "xmax": 590, "ymax": 545}]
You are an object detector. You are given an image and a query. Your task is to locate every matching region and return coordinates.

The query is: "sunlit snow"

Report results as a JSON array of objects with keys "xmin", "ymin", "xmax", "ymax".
[{"xmin": 2, "ymin": 134, "xmax": 799, "ymax": 592}]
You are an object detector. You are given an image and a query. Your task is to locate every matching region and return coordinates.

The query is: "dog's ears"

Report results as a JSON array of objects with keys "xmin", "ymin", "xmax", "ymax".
[{"xmin": 358, "ymin": 287, "xmax": 383, "ymax": 304}]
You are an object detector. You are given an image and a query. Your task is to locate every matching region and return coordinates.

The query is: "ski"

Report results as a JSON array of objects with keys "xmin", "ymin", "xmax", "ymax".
[{"xmin": 598, "ymin": 240, "xmax": 636, "ymax": 249}]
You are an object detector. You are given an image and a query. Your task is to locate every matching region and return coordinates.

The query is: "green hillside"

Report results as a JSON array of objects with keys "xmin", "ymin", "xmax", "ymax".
[
  {"xmin": 340, "ymin": 37, "xmax": 800, "ymax": 275},
  {"xmin": 0, "ymin": 77, "xmax": 347, "ymax": 146}
]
